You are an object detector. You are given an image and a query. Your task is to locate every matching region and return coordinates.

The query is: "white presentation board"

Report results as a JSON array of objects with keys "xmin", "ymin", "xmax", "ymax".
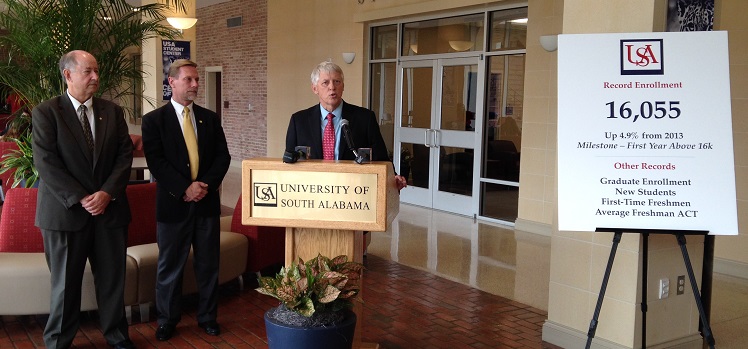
[{"xmin": 557, "ymin": 31, "xmax": 737, "ymax": 235}]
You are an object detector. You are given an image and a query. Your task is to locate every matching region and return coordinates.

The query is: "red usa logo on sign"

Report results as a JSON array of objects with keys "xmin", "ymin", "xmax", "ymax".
[{"xmin": 620, "ymin": 39, "xmax": 664, "ymax": 75}]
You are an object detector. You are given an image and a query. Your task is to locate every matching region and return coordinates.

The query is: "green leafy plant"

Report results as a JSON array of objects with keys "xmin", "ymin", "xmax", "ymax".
[
  {"xmin": 0, "ymin": 128, "xmax": 37, "ymax": 188},
  {"xmin": 0, "ymin": 0, "xmax": 186, "ymax": 188},
  {"xmin": 256, "ymin": 254, "xmax": 364, "ymax": 318}
]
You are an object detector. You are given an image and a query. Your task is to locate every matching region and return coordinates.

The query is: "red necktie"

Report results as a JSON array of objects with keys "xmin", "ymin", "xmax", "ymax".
[{"xmin": 323, "ymin": 113, "xmax": 335, "ymax": 160}]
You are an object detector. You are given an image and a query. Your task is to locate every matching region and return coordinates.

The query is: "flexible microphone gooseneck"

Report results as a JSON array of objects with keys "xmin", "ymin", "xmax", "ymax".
[
  {"xmin": 341, "ymin": 119, "xmax": 369, "ymax": 164},
  {"xmin": 340, "ymin": 119, "xmax": 359, "ymax": 158}
]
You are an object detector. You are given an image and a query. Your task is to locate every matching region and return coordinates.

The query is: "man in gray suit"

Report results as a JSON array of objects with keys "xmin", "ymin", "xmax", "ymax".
[{"xmin": 32, "ymin": 50, "xmax": 134, "ymax": 349}]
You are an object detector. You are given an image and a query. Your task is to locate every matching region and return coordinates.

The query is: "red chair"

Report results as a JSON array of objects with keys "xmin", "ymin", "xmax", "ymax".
[
  {"xmin": 0, "ymin": 187, "xmax": 43, "ymax": 252},
  {"xmin": 230, "ymin": 196, "xmax": 285, "ymax": 274},
  {"xmin": 0, "ymin": 184, "xmax": 157, "ymax": 253},
  {"xmin": 125, "ymin": 182, "xmax": 157, "ymax": 247}
]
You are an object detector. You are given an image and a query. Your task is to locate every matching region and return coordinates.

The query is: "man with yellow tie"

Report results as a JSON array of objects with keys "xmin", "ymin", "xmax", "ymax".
[{"xmin": 141, "ymin": 59, "xmax": 231, "ymax": 341}]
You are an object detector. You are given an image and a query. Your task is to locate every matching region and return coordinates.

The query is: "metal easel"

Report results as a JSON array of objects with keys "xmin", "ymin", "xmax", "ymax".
[{"xmin": 585, "ymin": 228, "xmax": 715, "ymax": 349}]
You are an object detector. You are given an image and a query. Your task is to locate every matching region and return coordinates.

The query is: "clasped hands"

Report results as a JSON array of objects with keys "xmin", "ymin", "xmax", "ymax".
[
  {"xmin": 80, "ymin": 191, "xmax": 112, "ymax": 216},
  {"xmin": 183, "ymin": 181, "xmax": 209, "ymax": 202}
]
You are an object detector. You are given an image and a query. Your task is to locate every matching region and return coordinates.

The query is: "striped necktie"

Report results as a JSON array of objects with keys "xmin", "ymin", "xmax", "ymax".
[{"xmin": 78, "ymin": 105, "xmax": 94, "ymax": 153}]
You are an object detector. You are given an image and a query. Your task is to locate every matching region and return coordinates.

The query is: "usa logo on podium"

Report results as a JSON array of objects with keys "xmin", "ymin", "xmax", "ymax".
[{"xmin": 253, "ymin": 182, "xmax": 277, "ymax": 207}]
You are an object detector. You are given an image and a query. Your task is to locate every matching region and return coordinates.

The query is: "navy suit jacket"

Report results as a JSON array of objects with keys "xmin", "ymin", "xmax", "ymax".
[
  {"xmin": 32, "ymin": 95, "xmax": 133, "ymax": 231},
  {"xmin": 141, "ymin": 102, "xmax": 230, "ymax": 222},
  {"xmin": 285, "ymin": 101, "xmax": 389, "ymax": 161}
]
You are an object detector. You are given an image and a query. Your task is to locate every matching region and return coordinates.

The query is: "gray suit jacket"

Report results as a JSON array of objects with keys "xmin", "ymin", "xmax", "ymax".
[{"xmin": 32, "ymin": 95, "xmax": 133, "ymax": 231}]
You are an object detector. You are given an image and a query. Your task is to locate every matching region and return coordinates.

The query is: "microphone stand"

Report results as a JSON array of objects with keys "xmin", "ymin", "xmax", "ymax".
[{"xmin": 341, "ymin": 120, "xmax": 368, "ymax": 164}]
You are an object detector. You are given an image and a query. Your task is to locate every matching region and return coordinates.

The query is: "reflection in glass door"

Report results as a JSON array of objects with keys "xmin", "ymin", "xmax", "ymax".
[
  {"xmin": 479, "ymin": 55, "xmax": 524, "ymax": 222},
  {"xmin": 397, "ymin": 58, "xmax": 482, "ymax": 216}
]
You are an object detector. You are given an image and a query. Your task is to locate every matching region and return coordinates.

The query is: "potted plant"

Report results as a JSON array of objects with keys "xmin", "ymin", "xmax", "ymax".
[
  {"xmin": 0, "ymin": 0, "xmax": 186, "ymax": 188},
  {"xmin": 256, "ymin": 254, "xmax": 364, "ymax": 349}
]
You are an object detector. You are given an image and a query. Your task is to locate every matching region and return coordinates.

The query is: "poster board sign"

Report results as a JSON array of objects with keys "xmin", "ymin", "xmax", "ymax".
[
  {"xmin": 557, "ymin": 31, "xmax": 737, "ymax": 235},
  {"xmin": 162, "ymin": 40, "xmax": 190, "ymax": 101}
]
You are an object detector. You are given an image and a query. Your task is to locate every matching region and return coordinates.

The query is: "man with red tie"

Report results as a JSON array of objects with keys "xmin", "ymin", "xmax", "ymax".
[{"xmin": 285, "ymin": 61, "xmax": 407, "ymax": 190}]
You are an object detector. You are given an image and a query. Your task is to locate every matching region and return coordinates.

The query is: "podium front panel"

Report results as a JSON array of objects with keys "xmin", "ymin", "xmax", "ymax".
[{"xmin": 242, "ymin": 158, "xmax": 398, "ymax": 232}]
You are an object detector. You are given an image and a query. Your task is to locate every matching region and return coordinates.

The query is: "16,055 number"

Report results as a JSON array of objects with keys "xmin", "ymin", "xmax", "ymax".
[{"xmin": 605, "ymin": 101, "xmax": 681, "ymax": 122}]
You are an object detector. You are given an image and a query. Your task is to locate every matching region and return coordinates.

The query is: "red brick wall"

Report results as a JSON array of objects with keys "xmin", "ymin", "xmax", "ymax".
[{"xmin": 196, "ymin": 0, "xmax": 268, "ymax": 160}]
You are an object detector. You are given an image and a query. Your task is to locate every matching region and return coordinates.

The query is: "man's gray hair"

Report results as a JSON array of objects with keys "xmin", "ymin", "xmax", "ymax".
[
  {"xmin": 58, "ymin": 50, "xmax": 85, "ymax": 83},
  {"xmin": 310, "ymin": 61, "xmax": 344, "ymax": 85}
]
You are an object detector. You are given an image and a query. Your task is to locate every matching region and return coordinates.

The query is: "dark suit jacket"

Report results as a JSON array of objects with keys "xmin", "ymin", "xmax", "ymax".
[
  {"xmin": 285, "ymin": 101, "xmax": 390, "ymax": 161},
  {"xmin": 141, "ymin": 102, "xmax": 230, "ymax": 223},
  {"xmin": 32, "ymin": 96, "xmax": 133, "ymax": 231}
]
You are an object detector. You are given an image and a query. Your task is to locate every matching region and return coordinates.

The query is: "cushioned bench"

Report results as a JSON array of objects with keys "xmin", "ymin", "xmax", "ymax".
[
  {"xmin": 126, "ymin": 230, "xmax": 248, "ymax": 322},
  {"xmin": 0, "ymin": 184, "xmax": 248, "ymax": 323},
  {"xmin": 222, "ymin": 195, "xmax": 285, "ymax": 276}
]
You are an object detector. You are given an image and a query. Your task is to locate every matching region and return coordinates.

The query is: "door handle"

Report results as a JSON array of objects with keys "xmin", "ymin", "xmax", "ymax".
[
  {"xmin": 424, "ymin": 129, "xmax": 432, "ymax": 148},
  {"xmin": 432, "ymin": 129, "xmax": 439, "ymax": 148}
]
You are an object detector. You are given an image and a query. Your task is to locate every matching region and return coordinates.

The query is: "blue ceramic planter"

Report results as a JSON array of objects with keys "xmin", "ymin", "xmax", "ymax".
[{"xmin": 264, "ymin": 308, "xmax": 356, "ymax": 349}]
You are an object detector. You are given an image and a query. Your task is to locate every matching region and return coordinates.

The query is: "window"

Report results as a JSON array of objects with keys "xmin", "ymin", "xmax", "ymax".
[{"xmin": 402, "ymin": 14, "xmax": 485, "ymax": 56}]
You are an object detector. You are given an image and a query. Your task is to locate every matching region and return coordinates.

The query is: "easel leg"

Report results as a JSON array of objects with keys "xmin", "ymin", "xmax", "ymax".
[
  {"xmin": 675, "ymin": 234, "xmax": 716, "ymax": 349},
  {"xmin": 586, "ymin": 232, "xmax": 623, "ymax": 349}
]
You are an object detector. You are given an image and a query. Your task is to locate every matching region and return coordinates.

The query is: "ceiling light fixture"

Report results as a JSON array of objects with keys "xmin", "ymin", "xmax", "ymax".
[
  {"xmin": 166, "ymin": 17, "xmax": 198, "ymax": 31},
  {"xmin": 449, "ymin": 40, "xmax": 474, "ymax": 52}
]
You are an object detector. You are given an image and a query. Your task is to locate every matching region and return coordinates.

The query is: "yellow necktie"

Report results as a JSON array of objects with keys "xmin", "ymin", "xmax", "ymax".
[{"xmin": 183, "ymin": 106, "xmax": 199, "ymax": 180}]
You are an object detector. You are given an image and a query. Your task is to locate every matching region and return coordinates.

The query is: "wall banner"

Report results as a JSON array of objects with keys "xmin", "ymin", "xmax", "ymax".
[
  {"xmin": 557, "ymin": 31, "xmax": 737, "ymax": 235},
  {"xmin": 162, "ymin": 40, "xmax": 190, "ymax": 101}
]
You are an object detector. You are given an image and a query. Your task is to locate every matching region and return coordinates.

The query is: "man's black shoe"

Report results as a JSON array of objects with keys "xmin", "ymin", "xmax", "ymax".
[
  {"xmin": 155, "ymin": 324, "xmax": 175, "ymax": 341},
  {"xmin": 198, "ymin": 321, "xmax": 221, "ymax": 336},
  {"xmin": 111, "ymin": 339, "xmax": 135, "ymax": 349}
]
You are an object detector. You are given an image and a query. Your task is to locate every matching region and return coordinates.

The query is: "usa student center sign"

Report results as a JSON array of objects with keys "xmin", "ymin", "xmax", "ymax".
[{"xmin": 557, "ymin": 31, "xmax": 737, "ymax": 235}]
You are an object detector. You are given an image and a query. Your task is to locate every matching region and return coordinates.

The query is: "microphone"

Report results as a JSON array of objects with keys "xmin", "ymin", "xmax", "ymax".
[
  {"xmin": 340, "ymin": 119, "xmax": 359, "ymax": 158},
  {"xmin": 282, "ymin": 149, "xmax": 299, "ymax": 163},
  {"xmin": 341, "ymin": 120, "xmax": 370, "ymax": 164},
  {"xmin": 282, "ymin": 146, "xmax": 310, "ymax": 163}
]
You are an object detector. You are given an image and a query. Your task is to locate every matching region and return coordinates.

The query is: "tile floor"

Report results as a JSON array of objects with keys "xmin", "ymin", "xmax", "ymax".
[
  {"xmin": 2, "ymin": 164, "xmax": 747, "ymax": 348},
  {"xmin": 0, "ymin": 255, "xmax": 556, "ymax": 348}
]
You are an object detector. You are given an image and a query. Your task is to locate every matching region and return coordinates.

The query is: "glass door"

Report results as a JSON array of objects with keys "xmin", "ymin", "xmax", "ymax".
[{"xmin": 396, "ymin": 57, "xmax": 483, "ymax": 216}]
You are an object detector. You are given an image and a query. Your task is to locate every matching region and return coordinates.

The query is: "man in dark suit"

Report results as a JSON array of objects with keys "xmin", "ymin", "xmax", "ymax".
[
  {"xmin": 32, "ymin": 50, "xmax": 134, "ymax": 349},
  {"xmin": 141, "ymin": 59, "xmax": 231, "ymax": 341},
  {"xmin": 286, "ymin": 61, "xmax": 407, "ymax": 190}
]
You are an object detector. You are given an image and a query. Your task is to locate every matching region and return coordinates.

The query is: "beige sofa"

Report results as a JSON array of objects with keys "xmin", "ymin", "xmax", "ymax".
[{"xmin": 0, "ymin": 184, "xmax": 248, "ymax": 323}]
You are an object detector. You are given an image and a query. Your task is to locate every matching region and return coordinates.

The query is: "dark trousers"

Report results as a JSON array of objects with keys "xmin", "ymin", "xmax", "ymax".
[
  {"xmin": 155, "ymin": 205, "xmax": 220, "ymax": 326},
  {"xmin": 41, "ymin": 220, "xmax": 129, "ymax": 349}
]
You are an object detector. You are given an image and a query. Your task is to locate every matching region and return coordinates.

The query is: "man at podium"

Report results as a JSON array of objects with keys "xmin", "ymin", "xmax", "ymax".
[{"xmin": 285, "ymin": 61, "xmax": 407, "ymax": 191}]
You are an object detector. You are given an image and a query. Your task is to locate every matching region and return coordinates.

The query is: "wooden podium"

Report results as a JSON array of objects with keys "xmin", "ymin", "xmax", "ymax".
[{"xmin": 241, "ymin": 158, "xmax": 400, "ymax": 348}]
